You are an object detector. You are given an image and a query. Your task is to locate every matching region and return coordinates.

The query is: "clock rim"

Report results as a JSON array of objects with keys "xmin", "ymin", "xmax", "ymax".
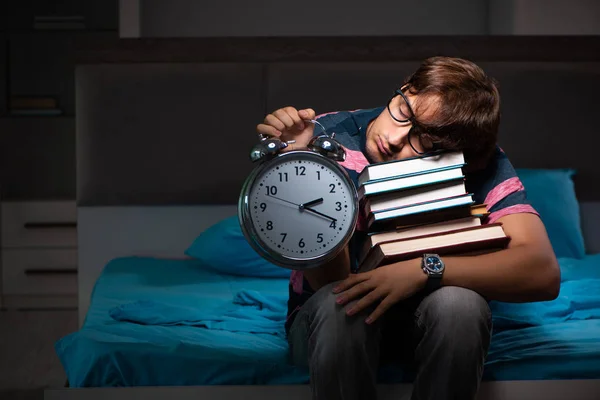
[{"xmin": 238, "ymin": 150, "xmax": 359, "ymax": 270}]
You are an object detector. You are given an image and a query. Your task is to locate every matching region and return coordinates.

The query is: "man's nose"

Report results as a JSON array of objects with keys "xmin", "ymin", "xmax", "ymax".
[{"xmin": 388, "ymin": 127, "xmax": 409, "ymax": 148}]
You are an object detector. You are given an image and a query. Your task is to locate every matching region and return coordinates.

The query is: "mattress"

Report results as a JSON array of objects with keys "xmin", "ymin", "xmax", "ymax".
[{"xmin": 55, "ymin": 255, "xmax": 600, "ymax": 387}]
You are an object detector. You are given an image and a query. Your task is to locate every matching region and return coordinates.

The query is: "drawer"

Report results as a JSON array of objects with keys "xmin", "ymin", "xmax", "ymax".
[
  {"xmin": 1, "ymin": 201, "xmax": 77, "ymax": 248},
  {"xmin": 2, "ymin": 248, "xmax": 77, "ymax": 295}
]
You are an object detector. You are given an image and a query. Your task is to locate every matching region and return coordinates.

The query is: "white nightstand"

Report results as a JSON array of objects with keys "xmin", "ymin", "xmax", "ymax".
[{"xmin": 1, "ymin": 200, "xmax": 77, "ymax": 310}]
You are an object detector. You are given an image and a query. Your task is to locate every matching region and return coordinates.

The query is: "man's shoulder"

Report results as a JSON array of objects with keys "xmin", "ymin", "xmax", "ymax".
[
  {"xmin": 314, "ymin": 107, "xmax": 382, "ymax": 151},
  {"xmin": 467, "ymin": 147, "xmax": 514, "ymax": 179},
  {"xmin": 315, "ymin": 107, "xmax": 382, "ymax": 130},
  {"xmin": 465, "ymin": 146, "xmax": 536, "ymax": 217}
]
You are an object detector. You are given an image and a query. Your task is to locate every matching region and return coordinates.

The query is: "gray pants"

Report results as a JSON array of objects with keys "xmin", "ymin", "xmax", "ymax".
[{"xmin": 287, "ymin": 282, "xmax": 492, "ymax": 400}]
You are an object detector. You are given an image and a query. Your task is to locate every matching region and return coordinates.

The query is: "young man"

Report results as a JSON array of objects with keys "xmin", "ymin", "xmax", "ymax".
[{"xmin": 256, "ymin": 56, "xmax": 560, "ymax": 400}]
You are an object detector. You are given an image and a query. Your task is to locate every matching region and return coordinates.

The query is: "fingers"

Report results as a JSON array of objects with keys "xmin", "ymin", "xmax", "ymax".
[
  {"xmin": 264, "ymin": 113, "xmax": 287, "ymax": 131},
  {"xmin": 274, "ymin": 107, "xmax": 306, "ymax": 131},
  {"xmin": 365, "ymin": 295, "xmax": 396, "ymax": 324},
  {"xmin": 346, "ymin": 287, "xmax": 386, "ymax": 317},
  {"xmin": 332, "ymin": 272, "xmax": 370, "ymax": 294},
  {"xmin": 256, "ymin": 123, "xmax": 282, "ymax": 137},
  {"xmin": 257, "ymin": 107, "xmax": 307, "ymax": 137},
  {"xmin": 335, "ymin": 279, "xmax": 373, "ymax": 305},
  {"xmin": 299, "ymin": 108, "xmax": 316, "ymax": 121},
  {"xmin": 256, "ymin": 107, "xmax": 317, "ymax": 150}
]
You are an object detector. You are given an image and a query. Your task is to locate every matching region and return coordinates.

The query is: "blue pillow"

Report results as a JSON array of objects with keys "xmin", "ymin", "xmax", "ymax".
[
  {"xmin": 516, "ymin": 168, "xmax": 585, "ymax": 259},
  {"xmin": 185, "ymin": 216, "xmax": 291, "ymax": 278}
]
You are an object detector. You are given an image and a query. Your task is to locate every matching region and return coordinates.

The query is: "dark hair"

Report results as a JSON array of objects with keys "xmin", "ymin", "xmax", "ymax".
[{"xmin": 405, "ymin": 56, "xmax": 500, "ymax": 170}]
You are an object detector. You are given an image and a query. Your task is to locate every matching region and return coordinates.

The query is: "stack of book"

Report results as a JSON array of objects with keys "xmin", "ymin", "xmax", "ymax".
[{"xmin": 356, "ymin": 151, "xmax": 510, "ymax": 272}]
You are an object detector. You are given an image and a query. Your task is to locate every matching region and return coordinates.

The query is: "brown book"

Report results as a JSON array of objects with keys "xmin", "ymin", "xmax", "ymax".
[
  {"xmin": 357, "ymin": 215, "xmax": 482, "ymax": 265},
  {"xmin": 358, "ymin": 223, "xmax": 510, "ymax": 272},
  {"xmin": 470, "ymin": 204, "xmax": 488, "ymax": 216},
  {"xmin": 389, "ymin": 204, "xmax": 490, "ymax": 230}
]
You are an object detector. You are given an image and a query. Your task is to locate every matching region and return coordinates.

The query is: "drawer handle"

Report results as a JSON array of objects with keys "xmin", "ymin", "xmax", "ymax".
[
  {"xmin": 24, "ymin": 268, "xmax": 77, "ymax": 275},
  {"xmin": 24, "ymin": 222, "xmax": 77, "ymax": 229}
]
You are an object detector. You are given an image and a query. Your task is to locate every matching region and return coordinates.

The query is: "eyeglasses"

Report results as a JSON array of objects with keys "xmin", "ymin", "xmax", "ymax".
[{"xmin": 386, "ymin": 88, "xmax": 440, "ymax": 155}]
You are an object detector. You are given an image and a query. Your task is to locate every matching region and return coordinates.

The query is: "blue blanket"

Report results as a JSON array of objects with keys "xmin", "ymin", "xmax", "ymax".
[
  {"xmin": 56, "ymin": 254, "xmax": 600, "ymax": 387},
  {"xmin": 110, "ymin": 290, "xmax": 287, "ymax": 337}
]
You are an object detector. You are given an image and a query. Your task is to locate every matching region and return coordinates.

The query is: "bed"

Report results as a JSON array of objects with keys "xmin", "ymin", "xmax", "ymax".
[
  {"xmin": 49, "ymin": 207, "xmax": 600, "ymax": 400},
  {"xmin": 55, "ymin": 250, "xmax": 600, "ymax": 385},
  {"xmin": 47, "ymin": 38, "xmax": 600, "ymax": 399}
]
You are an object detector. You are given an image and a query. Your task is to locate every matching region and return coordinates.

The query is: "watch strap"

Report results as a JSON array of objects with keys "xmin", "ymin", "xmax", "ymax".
[{"xmin": 424, "ymin": 272, "xmax": 443, "ymax": 293}]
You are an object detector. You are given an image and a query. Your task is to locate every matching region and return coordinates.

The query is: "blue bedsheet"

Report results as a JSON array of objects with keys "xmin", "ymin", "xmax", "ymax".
[{"xmin": 56, "ymin": 254, "xmax": 600, "ymax": 387}]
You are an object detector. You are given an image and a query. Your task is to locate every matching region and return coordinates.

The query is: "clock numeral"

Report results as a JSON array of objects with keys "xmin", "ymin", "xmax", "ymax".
[
  {"xmin": 266, "ymin": 221, "xmax": 273, "ymax": 230},
  {"xmin": 298, "ymin": 238, "xmax": 305, "ymax": 248},
  {"xmin": 260, "ymin": 203, "xmax": 267, "ymax": 212},
  {"xmin": 335, "ymin": 201, "xmax": 342, "ymax": 211},
  {"xmin": 317, "ymin": 233, "xmax": 324, "ymax": 243},
  {"xmin": 329, "ymin": 220, "xmax": 337, "ymax": 229},
  {"xmin": 316, "ymin": 171, "xmax": 321, "ymax": 180},
  {"xmin": 329, "ymin": 184, "xmax": 336, "ymax": 193},
  {"xmin": 278, "ymin": 172, "xmax": 288, "ymax": 182},
  {"xmin": 280, "ymin": 233, "xmax": 287, "ymax": 243},
  {"xmin": 265, "ymin": 186, "xmax": 278, "ymax": 196},
  {"xmin": 295, "ymin": 166, "xmax": 306, "ymax": 176}
]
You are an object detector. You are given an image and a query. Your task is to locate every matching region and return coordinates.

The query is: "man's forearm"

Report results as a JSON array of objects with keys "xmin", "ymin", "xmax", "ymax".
[
  {"xmin": 440, "ymin": 244, "xmax": 560, "ymax": 302},
  {"xmin": 304, "ymin": 246, "xmax": 351, "ymax": 291}
]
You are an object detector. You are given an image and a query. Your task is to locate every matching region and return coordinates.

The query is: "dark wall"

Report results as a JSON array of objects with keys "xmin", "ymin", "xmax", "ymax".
[
  {"xmin": 75, "ymin": 60, "xmax": 600, "ymax": 206},
  {"xmin": 0, "ymin": 1, "xmax": 118, "ymax": 201}
]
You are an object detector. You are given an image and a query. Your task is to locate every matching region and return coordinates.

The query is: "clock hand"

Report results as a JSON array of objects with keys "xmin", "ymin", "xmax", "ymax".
[
  {"xmin": 299, "ymin": 198, "xmax": 323, "ymax": 209},
  {"xmin": 266, "ymin": 194, "xmax": 301, "ymax": 207},
  {"xmin": 302, "ymin": 206, "xmax": 337, "ymax": 222},
  {"xmin": 266, "ymin": 194, "xmax": 336, "ymax": 222}
]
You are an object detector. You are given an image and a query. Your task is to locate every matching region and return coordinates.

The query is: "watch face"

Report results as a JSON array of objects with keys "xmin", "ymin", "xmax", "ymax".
[
  {"xmin": 425, "ymin": 256, "xmax": 444, "ymax": 272},
  {"xmin": 240, "ymin": 151, "xmax": 357, "ymax": 268}
]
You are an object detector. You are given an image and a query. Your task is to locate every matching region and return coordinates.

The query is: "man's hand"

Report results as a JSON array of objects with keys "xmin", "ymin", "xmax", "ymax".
[
  {"xmin": 332, "ymin": 259, "xmax": 427, "ymax": 324},
  {"xmin": 256, "ymin": 107, "xmax": 317, "ymax": 151}
]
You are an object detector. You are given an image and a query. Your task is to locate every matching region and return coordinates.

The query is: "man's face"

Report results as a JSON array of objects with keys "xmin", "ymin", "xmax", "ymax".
[{"xmin": 365, "ymin": 90, "xmax": 440, "ymax": 163}]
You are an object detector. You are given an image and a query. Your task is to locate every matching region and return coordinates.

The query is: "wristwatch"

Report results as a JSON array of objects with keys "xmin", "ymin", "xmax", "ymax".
[{"xmin": 422, "ymin": 253, "xmax": 445, "ymax": 293}]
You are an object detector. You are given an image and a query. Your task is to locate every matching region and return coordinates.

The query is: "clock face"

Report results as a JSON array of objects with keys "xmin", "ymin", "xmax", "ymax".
[
  {"xmin": 425, "ymin": 256, "xmax": 443, "ymax": 272},
  {"xmin": 243, "ymin": 152, "xmax": 357, "ymax": 266}
]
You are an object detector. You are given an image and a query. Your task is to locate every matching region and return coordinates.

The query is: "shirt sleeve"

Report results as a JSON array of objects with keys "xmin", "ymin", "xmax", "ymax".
[{"xmin": 467, "ymin": 147, "xmax": 539, "ymax": 224}]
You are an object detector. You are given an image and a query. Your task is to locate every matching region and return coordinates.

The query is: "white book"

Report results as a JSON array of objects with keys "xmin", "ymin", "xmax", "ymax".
[
  {"xmin": 367, "ymin": 193, "xmax": 474, "ymax": 231},
  {"xmin": 358, "ymin": 151, "xmax": 465, "ymax": 187},
  {"xmin": 358, "ymin": 166, "xmax": 464, "ymax": 199},
  {"xmin": 363, "ymin": 179, "xmax": 466, "ymax": 214}
]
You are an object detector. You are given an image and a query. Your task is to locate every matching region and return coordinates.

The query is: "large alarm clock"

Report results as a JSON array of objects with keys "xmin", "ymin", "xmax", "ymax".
[{"xmin": 238, "ymin": 121, "xmax": 359, "ymax": 270}]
